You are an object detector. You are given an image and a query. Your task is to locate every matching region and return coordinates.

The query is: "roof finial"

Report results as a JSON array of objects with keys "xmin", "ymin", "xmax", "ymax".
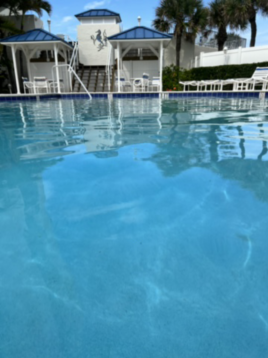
[
  {"xmin": 137, "ymin": 16, "xmax": 141, "ymax": 26},
  {"xmin": 47, "ymin": 19, "xmax": 51, "ymax": 32}
]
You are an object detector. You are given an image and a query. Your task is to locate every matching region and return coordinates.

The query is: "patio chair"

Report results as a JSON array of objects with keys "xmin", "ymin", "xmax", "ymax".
[
  {"xmin": 133, "ymin": 73, "xmax": 150, "ymax": 92},
  {"xmin": 224, "ymin": 67, "xmax": 268, "ymax": 91},
  {"xmin": 142, "ymin": 73, "xmax": 150, "ymax": 91},
  {"xmin": 22, "ymin": 77, "xmax": 34, "ymax": 94},
  {"xmin": 49, "ymin": 79, "xmax": 65, "ymax": 93},
  {"xmin": 115, "ymin": 77, "xmax": 132, "ymax": 92},
  {"xmin": 180, "ymin": 67, "xmax": 268, "ymax": 92},
  {"xmin": 180, "ymin": 79, "xmax": 224, "ymax": 92},
  {"xmin": 179, "ymin": 80, "xmax": 200, "ymax": 92},
  {"xmin": 149, "ymin": 77, "xmax": 161, "ymax": 91},
  {"xmin": 33, "ymin": 77, "xmax": 49, "ymax": 94}
]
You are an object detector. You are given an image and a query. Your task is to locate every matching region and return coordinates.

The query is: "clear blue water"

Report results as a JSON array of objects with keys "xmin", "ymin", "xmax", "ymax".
[{"xmin": 1, "ymin": 98, "xmax": 268, "ymax": 357}]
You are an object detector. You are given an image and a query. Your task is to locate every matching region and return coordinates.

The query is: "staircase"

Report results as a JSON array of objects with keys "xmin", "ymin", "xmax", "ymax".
[{"xmin": 73, "ymin": 65, "xmax": 114, "ymax": 93}]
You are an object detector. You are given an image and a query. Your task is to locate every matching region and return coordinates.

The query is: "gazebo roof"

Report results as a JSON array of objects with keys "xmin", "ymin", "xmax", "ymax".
[
  {"xmin": 108, "ymin": 26, "xmax": 172, "ymax": 41},
  {"xmin": 0, "ymin": 28, "xmax": 73, "ymax": 48},
  {"xmin": 75, "ymin": 9, "xmax": 122, "ymax": 23}
]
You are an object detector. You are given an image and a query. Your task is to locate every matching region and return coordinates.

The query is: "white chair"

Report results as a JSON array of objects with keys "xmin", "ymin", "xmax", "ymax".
[
  {"xmin": 149, "ymin": 77, "xmax": 161, "ymax": 91},
  {"xmin": 179, "ymin": 80, "xmax": 200, "ymax": 91},
  {"xmin": 199, "ymin": 80, "xmax": 224, "ymax": 91},
  {"xmin": 22, "ymin": 77, "xmax": 34, "ymax": 94},
  {"xmin": 33, "ymin": 77, "xmax": 49, "ymax": 94},
  {"xmin": 142, "ymin": 73, "xmax": 150, "ymax": 91},
  {"xmin": 133, "ymin": 73, "xmax": 150, "ymax": 92},
  {"xmin": 49, "ymin": 79, "xmax": 65, "ymax": 93},
  {"xmin": 224, "ymin": 68, "xmax": 268, "ymax": 91},
  {"xmin": 115, "ymin": 77, "xmax": 132, "ymax": 92},
  {"xmin": 180, "ymin": 67, "xmax": 268, "ymax": 92}
]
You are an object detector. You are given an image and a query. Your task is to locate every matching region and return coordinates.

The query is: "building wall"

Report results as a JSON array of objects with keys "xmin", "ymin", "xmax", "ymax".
[
  {"xmin": 7, "ymin": 14, "xmax": 43, "ymax": 32},
  {"xmin": 195, "ymin": 45, "xmax": 216, "ymax": 58},
  {"xmin": 30, "ymin": 62, "xmax": 71, "ymax": 91},
  {"xmin": 164, "ymin": 36, "xmax": 195, "ymax": 69},
  {"xmin": 122, "ymin": 60, "xmax": 160, "ymax": 80},
  {"xmin": 77, "ymin": 21, "xmax": 121, "ymax": 66},
  {"xmin": 164, "ymin": 37, "xmax": 219, "ymax": 69}
]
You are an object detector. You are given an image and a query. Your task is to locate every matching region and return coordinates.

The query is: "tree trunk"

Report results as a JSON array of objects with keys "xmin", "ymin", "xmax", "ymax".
[
  {"xmin": 217, "ymin": 25, "xmax": 228, "ymax": 51},
  {"xmin": 249, "ymin": 13, "xmax": 257, "ymax": 47},
  {"xmin": 2, "ymin": 47, "xmax": 14, "ymax": 93},
  {"xmin": 176, "ymin": 31, "xmax": 182, "ymax": 68}
]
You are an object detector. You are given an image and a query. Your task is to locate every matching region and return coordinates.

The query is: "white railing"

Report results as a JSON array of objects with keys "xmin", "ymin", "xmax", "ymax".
[
  {"xmin": 52, "ymin": 64, "xmax": 92, "ymax": 100},
  {"xmin": 69, "ymin": 42, "xmax": 79, "ymax": 71}
]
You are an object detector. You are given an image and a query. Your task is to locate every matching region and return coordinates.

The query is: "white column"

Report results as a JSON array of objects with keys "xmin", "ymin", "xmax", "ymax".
[
  {"xmin": 11, "ymin": 45, "xmax": 20, "ymax": 94},
  {"xmin": 159, "ymin": 41, "xmax": 163, "ymax": 92},
  {"xmin": 117, "ymin": 42, "xmax": 121, "ymax": 93},
  {"xmin": 25, "ymin": 50, "xmax": 32, "ymax": 82},
  {"xmin": 64, "ymin": 49, "xmax": 70, "ymax": 92},
  {"xmin": 54, "ymin": 44, "xmax": 61, "ymax": 93}
]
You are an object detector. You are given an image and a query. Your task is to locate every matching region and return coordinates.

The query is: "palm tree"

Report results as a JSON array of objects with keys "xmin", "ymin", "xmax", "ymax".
[
  {"xmin": 0, "ymin": 16, "xmax": 21, "ymax": 92},
  {"xmin": 153, "ymin": 0, "xmax": 208, "ymax": 68},
  {"xmin": 17, "ymin": 0, "xmax": 52, "ymax": 77},
  {"xmin": 4, "ymin": 0, "xmax": 21, "ymax": 16},
  {"xmin": 226, "ymin": 0, "xmax": 268, "ymax": 47},
  {"xmin": 18, "ymin": 0, "xmax": 52, "ymax": 32},
  {"xmin": 209, "ymin": 0, "xmax": 228, "ymax": 51}
]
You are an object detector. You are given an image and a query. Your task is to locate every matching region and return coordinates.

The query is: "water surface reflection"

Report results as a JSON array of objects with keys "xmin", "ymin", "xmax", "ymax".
[{"xmin": 0, "ymin": 98, "xmax": 268, "ymax": 358}]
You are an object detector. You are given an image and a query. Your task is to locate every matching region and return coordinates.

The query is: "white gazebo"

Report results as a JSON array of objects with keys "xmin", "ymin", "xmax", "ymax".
[
  {"xmin": 0, "ymin": 28, "xmax": 73, "ymax": 94},
  {"xmin": 107, "ymin": 26, "xmax": 172, "ymax": 92}
]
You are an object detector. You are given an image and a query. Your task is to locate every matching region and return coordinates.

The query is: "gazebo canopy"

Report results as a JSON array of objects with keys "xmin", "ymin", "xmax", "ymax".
[
  {"xmin": 108, "ymin": 26, "xmax": 172, "ymax": 42},
  {"xmin": 1, "ymin": 28, "xmax": 73, "ymax": 50}
]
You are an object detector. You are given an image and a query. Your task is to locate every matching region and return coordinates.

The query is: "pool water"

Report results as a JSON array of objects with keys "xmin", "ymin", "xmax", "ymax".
[{"xmin": 0, "ymin": 98, "xmax": 268, "ymax": 357}]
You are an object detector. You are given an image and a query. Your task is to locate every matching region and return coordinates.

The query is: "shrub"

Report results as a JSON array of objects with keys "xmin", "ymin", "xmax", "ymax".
[{"xmin": 162, "ymin": 62, "xmax": 268, "ymax": 91}]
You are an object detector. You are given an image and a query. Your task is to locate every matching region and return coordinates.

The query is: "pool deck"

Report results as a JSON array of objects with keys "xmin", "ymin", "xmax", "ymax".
[{"xmin": 0, "ymin": 91, "xmax": 267, "ymax": 101}]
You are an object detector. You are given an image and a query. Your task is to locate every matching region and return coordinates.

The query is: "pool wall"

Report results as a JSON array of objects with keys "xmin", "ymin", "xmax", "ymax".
[{"xmin": 0, "ymin": 91, "xmax": 267, "ymax": 101}]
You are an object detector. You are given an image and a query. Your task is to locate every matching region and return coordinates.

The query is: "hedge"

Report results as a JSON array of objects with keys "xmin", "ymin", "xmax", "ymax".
[{"xmin": 163, "ymin": 62, "xmax": 268, "ymax": 91}]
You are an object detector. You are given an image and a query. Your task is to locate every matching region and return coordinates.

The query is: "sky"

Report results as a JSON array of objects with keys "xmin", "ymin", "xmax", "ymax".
[{"xmin": 36, "ymin": 0, "xmax": 268, "ymax": 47}]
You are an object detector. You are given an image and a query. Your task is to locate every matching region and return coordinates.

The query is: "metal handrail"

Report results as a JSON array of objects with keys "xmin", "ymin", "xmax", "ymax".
[
  {"xmin": 69, "ymin": 42, "xmax": 78, "ymax": 70},
  {"xmin": 52, "ymin": 64, "xmax": 92, "ymax": 100}
]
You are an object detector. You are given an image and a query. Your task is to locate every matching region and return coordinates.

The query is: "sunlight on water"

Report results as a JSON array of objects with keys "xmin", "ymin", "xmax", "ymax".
[{"xmin": 0, "ymin": 98, "xmax": 268, "ymax": 357}]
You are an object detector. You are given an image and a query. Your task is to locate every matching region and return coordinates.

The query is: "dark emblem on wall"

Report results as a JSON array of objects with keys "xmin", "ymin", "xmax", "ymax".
[{"xmin": 91, "ymin": 30, "xmax": 108, "ymax": 51}]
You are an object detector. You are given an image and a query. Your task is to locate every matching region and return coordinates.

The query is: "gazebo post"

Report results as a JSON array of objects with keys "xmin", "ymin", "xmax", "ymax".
[
  {"xmin": 117, "ymin": 41, "xmax": 121, "ymax": 93},
  {"xmin": 159, "ymin": 41, "xmax": 163, "ymax": 92},
  {"xmin": 11, "ymin": 45, "xmax": 21, "ymax": 94},
  {"xmin": 25, "ymin": 50, "xmax": 32, "ymax": 83},
  {"xmin": 54, "ymin": 44, "xmax": 61, "ymax": 94},
  {"xmin": 65, "ymin": 49, "xmax": 72, "ymax": 92}
]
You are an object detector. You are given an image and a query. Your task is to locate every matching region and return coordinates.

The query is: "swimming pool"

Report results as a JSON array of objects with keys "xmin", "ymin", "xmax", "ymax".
[{"xmin": 1, "ymin": 98, "xmax": 268, "ymax": 357}]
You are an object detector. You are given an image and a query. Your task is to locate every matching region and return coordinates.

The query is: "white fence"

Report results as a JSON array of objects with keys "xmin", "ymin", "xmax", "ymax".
[{"xmin": 193, "ymin": 45, "xmax": 268, "ymax": 68}]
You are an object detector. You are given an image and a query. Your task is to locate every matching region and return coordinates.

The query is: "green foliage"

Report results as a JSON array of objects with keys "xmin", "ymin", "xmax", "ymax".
[{"xmin": 162, "ymin": 62, "xmax": 268, "ymax": 91}]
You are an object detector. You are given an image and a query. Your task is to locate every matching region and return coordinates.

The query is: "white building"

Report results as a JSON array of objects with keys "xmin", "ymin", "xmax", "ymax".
[{"xmin": 76, "ymin": 9, "xmax": 122, "ymax": 67}]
